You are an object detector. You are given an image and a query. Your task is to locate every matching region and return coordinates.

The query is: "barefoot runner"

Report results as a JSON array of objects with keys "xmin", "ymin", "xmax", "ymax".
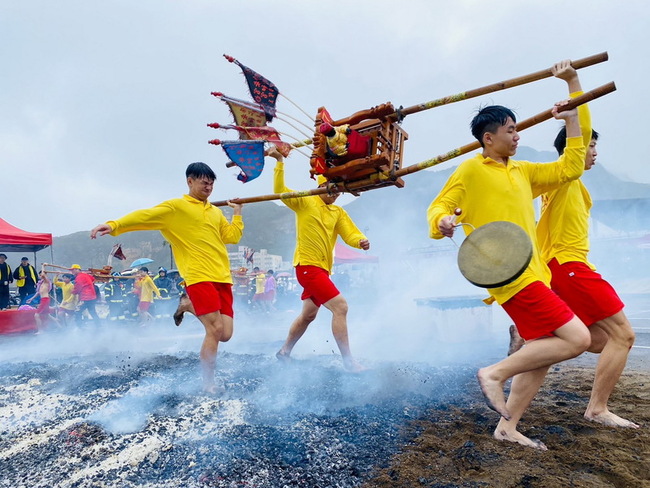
[
  {"xmin": 91, "ymin": 162, "xmax": 243, "ymax": 394},
  {"xmin": 535, "ymin": 61, "xmax": 638, "ymax": 428},
  {"xmin": 428, "ymin": 92, "xmax": 589, "ymax": 450},
  {"xmin": 27, "ymin": 267, "xmax": 54, "ymax": 332},
  {"xmin": 269, "ymin": 147, "xmax": 368, "ymax": 372}
]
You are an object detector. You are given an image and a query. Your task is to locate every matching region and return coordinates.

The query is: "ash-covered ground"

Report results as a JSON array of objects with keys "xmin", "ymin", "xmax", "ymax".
[
  {"xmin": 2, "ymin": 304, "xmax": 648, "ymax": 488},
  {"xmin": 0, "ymin": 310, "xmax": 484, "ymax": 488}
]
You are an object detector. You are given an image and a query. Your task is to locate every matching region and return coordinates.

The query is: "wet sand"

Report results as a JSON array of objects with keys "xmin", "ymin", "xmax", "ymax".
[{"xmin": 365, "ymin": 356, "xmax": 650, "ymax": 488}]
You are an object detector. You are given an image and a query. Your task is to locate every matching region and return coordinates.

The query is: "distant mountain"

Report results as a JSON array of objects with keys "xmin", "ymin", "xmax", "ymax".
[{"xmin": 22, "ymin": 147, "xmax": 649, "ymax": 269}]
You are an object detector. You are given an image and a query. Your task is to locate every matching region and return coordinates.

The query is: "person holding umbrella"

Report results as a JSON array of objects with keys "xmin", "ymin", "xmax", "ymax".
[{"xmin": 90, "ymin": 162, "xmax": 244, "ymax": 394}]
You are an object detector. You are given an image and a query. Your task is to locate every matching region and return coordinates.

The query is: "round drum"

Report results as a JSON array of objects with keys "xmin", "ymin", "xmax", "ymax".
[{"xmin": 457, "ymin": 221, "xmax": 533, "ymax": 288}]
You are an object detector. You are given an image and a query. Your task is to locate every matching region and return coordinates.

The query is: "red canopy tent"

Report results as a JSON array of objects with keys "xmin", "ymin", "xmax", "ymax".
[
  {"xmin": 334, "ymin": 242, "xmax": 378, "ymax": 264},
  {"xmin": 0, "ymin": 219, "xmax": 53, "ymax": 335},
  {"xmin": 0, "ymin": 218, "xmax": 52, "ymax": 253}
]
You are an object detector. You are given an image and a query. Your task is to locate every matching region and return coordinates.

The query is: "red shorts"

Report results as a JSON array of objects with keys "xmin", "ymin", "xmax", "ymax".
[
  {"xmin": 36, "ymin": 297, "xmax": 50, "ymax": 315},
  {"xmin": 138, "ymin": 301, "xmax": 151, "ymax": 312},
  {"xmin": 548, "ymin": 258, "xmax": 624, "ymax": 327},
  {"xmin": 296, "ymin": 265, "xmax": 339, "ymax": 307},
  {"xmin": 185, "ymin": 282, "xmax": 234, "ymax": 318},
  {"xmin": 501, "ymin": 281, "xmax": 575, "ymax": 341}
]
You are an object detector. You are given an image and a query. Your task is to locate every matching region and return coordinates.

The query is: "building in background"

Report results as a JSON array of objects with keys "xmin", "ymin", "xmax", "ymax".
[{"xmin": 229, "ymin": 246, "xmax": 285, "ymax": 272}]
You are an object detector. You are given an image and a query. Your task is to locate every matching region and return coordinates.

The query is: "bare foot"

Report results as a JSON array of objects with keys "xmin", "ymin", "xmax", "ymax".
[
  {"xmin": 343, "ymin": 358, "xmax": 369, "ymax": 373},
  {"xmin": 585, "ymin": 410, "xmax": 640, "ymax": 428},
  {"xmin": 203, "ymin": 383, "xmax": 225, "ymax": 396},
  {"xmin": 173, "ymin": 293, "xmax": 191, "ymax": 326},
  {"xmin": 508, "ymin": 325, "xmax": 525, "ymax": 356},
  {"xmin": 477, "ymin": 368, "xmax": 511, "ymax": 420},
  {"xmin": 494, "ymin": 428, "xmax": 548, "ymax": 451},
  {"xmin": 276, "ymin": 350, "xmax": 292, "ymax": 363},
  {"xmin": 173, "ymin": 311, "xmax": 184, "ymax": 326}
]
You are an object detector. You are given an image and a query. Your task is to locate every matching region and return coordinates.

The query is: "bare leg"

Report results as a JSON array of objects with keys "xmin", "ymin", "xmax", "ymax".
[
  {"xmin": 276, "ymin": 299, "xmax": 319, "ymax": 361},
  {"xmin": 585, "ymin": 312, "xmax": 638, "ymax": 428},
  {"xmin": 478, "ymin": 317, "xmax": 590, "ymax": 420},
  {"xmin": 34, "ymin": 313, "xmax": 43, "ymax": 334},
  {"xmin": 322, "ymin": 294, "xmax": 366, "ymax": 372},
  {"xmin": 493, "ymin": 366, "xmax": 550, "ymax": 450},
  {"xmin": 197, "ymin": 311, "xmax": 232, "ymax": 393},
  {"xmin": 173, "ymin": 293, "xmax": 194, "ymax": 326}
]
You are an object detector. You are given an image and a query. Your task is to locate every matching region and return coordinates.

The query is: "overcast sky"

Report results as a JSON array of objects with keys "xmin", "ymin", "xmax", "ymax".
[{"xmin": 2, "ymin": 0, "xmax": 649, "ymax": 237}]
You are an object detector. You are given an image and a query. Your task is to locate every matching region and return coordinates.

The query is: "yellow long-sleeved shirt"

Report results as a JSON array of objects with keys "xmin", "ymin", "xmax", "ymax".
[
  {"xmin": 54, "ymin": 279, "xmax": 78, "ymax": 311},
  {"xmin": 274, "ymin": 161, "xmax": 366, "ymax": 273},
  {"xmin": 427, "ymin": 137, "xmax": 585, "ymax": 304},
  {"xmin": 107, "ymin": 195, "xmax": 243, "ymax": 286},
  {"xmin": 137, "ymin": 275, "xmax": 161, "ymax": 303},
  {"xmin": 537, "ymin": 92, "xmax": 595, "ymax": 269}
]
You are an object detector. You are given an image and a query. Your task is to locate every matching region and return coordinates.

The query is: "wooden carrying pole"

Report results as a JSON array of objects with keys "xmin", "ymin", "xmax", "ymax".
[
  {"xmin": 394, "ymin": 52, "xmax": 609, "ymax": 119},
  {"xmin": 211, "ymin": 82, "xmax": 615, "ymax": 207},
  {"xmin": 393, "ymin": 81, "xmax": 615, "ymax": 177}
]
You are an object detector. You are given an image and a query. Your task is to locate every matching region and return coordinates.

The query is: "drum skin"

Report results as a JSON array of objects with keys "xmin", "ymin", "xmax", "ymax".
[{"xmin": 457, "ymin": 221, "xmax": 533, "ymax": 288}]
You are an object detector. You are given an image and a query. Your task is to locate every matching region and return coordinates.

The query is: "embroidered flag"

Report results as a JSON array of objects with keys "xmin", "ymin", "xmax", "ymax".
[
  {"xmin": 110, "ymin": 244, "xmax": 127, "ymax": 261},
  {"xmin": 224, "ymin": 55, "xmax": 279, "ymax": 120},
  {"xmin": 220, "ymin": 140, "xmax": 266, "ymax": 183},
  {"xmin": 209, "ymin": 123, "xmax": 292, "ymax": 157},
  {"xmin": 243, "ymin": 247, "xmax": 256, "ymax": 265},
  {"xmin": 214, "ymin": 93, "xmax": 269, "ymax": 129}
]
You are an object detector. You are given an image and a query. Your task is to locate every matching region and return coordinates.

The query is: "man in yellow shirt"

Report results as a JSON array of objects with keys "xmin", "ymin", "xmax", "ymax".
[
  {"xmin": 91, "ymin": 162, "xmax": 243, "ymax": 394},
  {"xmin": 428, "ymin": 80, "xmax": 588, "ymax": 448},
  {"xmin": 269, "ymin": 147, "xmax": 368, "ymax": 372},
  {"xmin": 251, "ymin": 266, "xmax": 266, "ymax": 311},
  {"xmin": 135, "ymin": 267, "xmax": 161, "ymax": 326},
  {"xmin": 536, "ymin": 64, "xmax": 637, "ymax": 429},
  {"xmin": 53, "ymin": 273, "xmax": 78, "ymax": 324}
]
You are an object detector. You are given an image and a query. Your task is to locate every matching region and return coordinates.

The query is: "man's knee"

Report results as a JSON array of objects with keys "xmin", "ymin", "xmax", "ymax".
[
  {"xmin": 574, "ymin": 332, "xmax": 592, "ymax": 355},
  {"xmin": 301, "ymin": 309, "xmax": 318, "ymax": 322},
  {"xmin": 326, "ymin": 295, "xmax": 348, "ymax": 316},
  {"xmin": 612, "ymin": 326, "xmax": 636, "ymax": 349},
  {"xmin": 202, "ymin": 318, "xmax": 223, "ymax": 338},
  {"xmin": 221, "ymin": 317, "xmax": 234, "ymax": 342},
  {"xmin": 601, "ymin": 314, "xmax": 636, "ymax": 348},
  {"xmin": 562, "ymin": 320, "xmax": 591, "ymax": 356}
]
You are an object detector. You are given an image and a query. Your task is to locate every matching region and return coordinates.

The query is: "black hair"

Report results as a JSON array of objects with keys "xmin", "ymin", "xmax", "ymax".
[
  {"xmin": 63, "ymin": 273, "xmax": 74, "ymax": 279},
  {"xmin": 267, "ymin": 270, "xmax": 274, "ymax": 275},
  {"xmin": 140, "ymin": 266, "xmax": 149, "ymax": 273},
  {"xmin": 470, "ymin": 105, "xmax": 517, "ymax": 147},
  {"xmin": 186, "ymin": 162, "xmax": 216, "ymax": 181},
  {"xmin": 0, "ymin": 253, "xmax": 6, "ymax": 259},
  {"xmin": 553, "ymin": 127, "xmax": 599, "ymax": 155}
]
